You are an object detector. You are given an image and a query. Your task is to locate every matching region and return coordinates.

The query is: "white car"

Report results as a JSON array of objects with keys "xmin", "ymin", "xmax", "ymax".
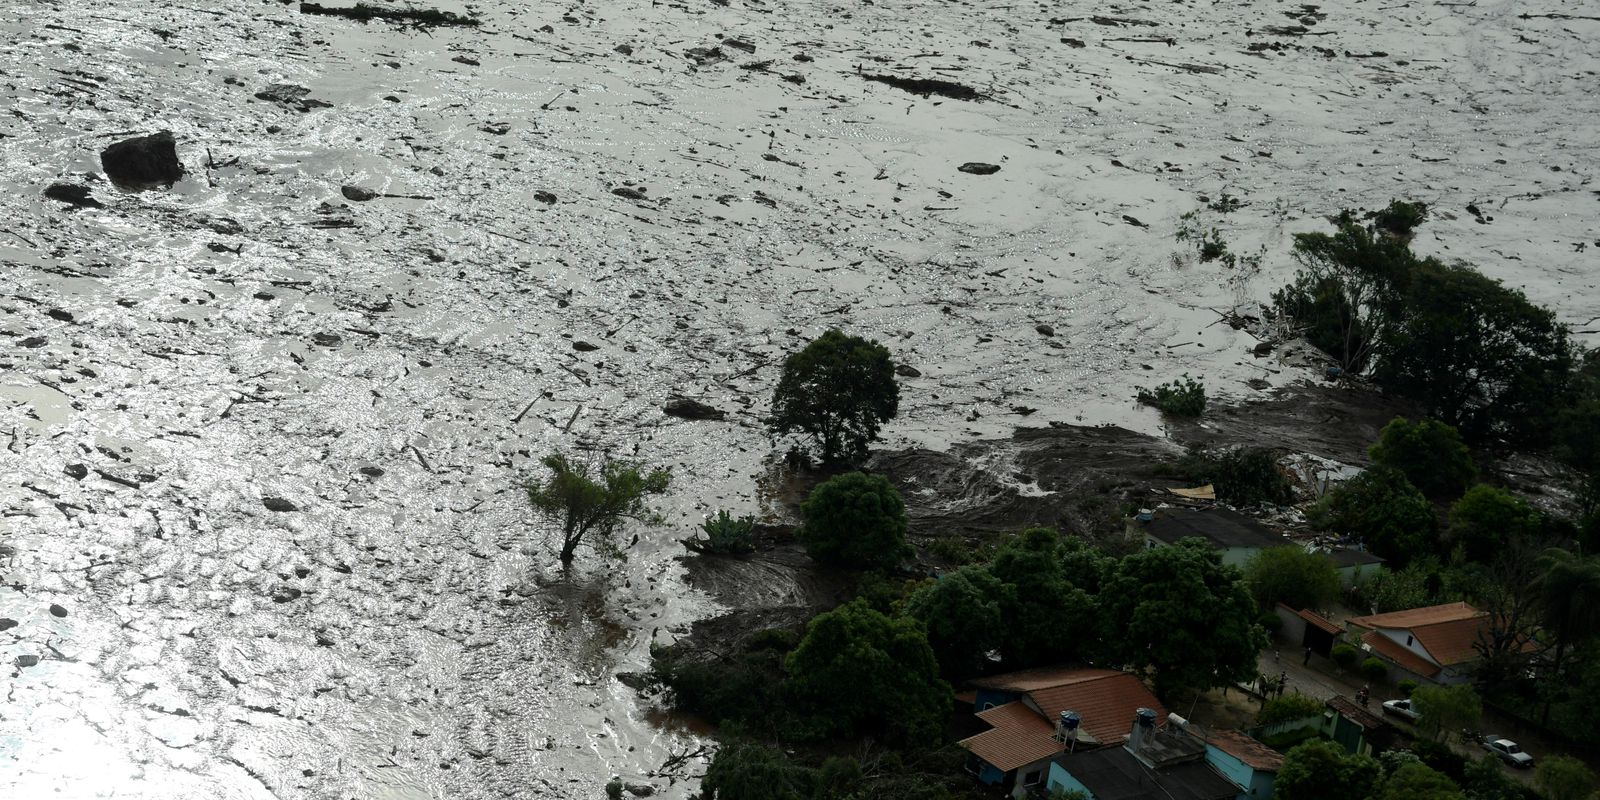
[
  {"xmin": 1482, "ymin": 737, "xmax": 1535, "ymax": 768},
  {"xmin": 1381, "ymin": 698, "xmax": 1421, "ymax": 722}
]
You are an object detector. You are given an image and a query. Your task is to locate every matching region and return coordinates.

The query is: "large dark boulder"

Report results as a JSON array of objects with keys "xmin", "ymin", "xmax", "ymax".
[{"xmin": 100, "ymin": 132, "xmax": 184, "ymax": 191}]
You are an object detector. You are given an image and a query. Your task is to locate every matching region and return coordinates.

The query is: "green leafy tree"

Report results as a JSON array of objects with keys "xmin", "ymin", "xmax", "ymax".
[
  {"xmin": 1275, "ymin": 739, "xmax": 1384, "ymax": 800},
  {"xmin": 1379, "ymin": 762, "xmax": 1466, "ymax": 800},
  {"xmin": 1373, "ymin": 260, "xmax": 1575, "ymax": 442},
  {"xmin": 1330, "ymin": 643, "xmax": 1359, "ymax": 671},
  {"xmin": 1242, "ymin": 546, "xmax": 1340, "ymax": 610},
  {"xmin": 1361, "ymin": 657, "xmax": 1389, "ymax": 682},
  {"xmin": 1447, "ymin": 486, "xmax": 1538, "ymax": 565},
  {"xmin": 784, "ymin": 599, "xmax": 951, "ymax": 744},
  {"xmin": 1463, "ymin": 754, "xmax": 1528, "ymax": 800},
  {"xmin": 1410, "ymin": 683, "xmax": 1481, "ymax": 742},
  {"xmin": 1537, "ymin": 549, "xmax": 1600, "ymax": 691},
  {"xmin": 701, "ymin": 739, "xmax": 815, "ymax": 800},
  {"xmin": 1369, "ymin": 416, "xmax": 1477, "ymax": 500},
  {"xmin": 1311, "ymin": 465, "xmax": 1437, "ymax": 567},
  {"xmin": 769, "ymin": 330, "xmax": 899, "ymax": 464},
  {"xmin": 1536, "ymin": 756, "xmax": 1598, "ymax": 800},
  {"xmin": 525, "ymin": 453, "xmax": 670, "ymax": 565},
  {"xmin": 986, "ymin": 528, "xmax": 1100, "ymax": 668},
  {"xmin": 798, "ymin": 472, "xmax": 911, "ymax": 570},
  {"xmin": 1370, "ymin": 199, "xmax": 1430, "ymax": 237},
  {"xmin": 1137, "ymin": 374, "xmax": 1206, "ymax": 417},
  {"xmin": 903, "ymin": 565, "xmax": 1005, "ymax": 679},
  {"xmin": 1099, "ymin": 539, "xmax": 1266, "ymax": 696},
  {"xmin": 1359, "ymin": 560, "xmax": 1447, "ymax": 612}
]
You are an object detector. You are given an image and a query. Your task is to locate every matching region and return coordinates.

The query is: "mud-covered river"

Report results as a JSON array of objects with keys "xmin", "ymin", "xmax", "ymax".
[{"xmin": 0, "ymin": 0, "xmax": 1595, "ymax": 796}]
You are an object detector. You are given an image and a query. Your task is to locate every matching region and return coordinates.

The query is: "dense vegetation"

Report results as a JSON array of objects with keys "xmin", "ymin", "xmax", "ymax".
[{"xmin": 799, "ymin": 471, "xmax": 912, "ymax": 570}]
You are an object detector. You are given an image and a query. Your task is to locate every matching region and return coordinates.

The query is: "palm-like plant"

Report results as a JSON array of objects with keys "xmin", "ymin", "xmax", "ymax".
[{"xmin": 1537, "ymin": 548, "xmax": 1600, "ymax": 722}]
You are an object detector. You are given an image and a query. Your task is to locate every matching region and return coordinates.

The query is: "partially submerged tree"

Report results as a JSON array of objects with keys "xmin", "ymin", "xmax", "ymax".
[
  {"xmin": 798, "ymin": 471, "xmax": 911, "ymax": 570},
  {"xmin": 769, "ymin": 329, "xmax": 899, "ymax": 464},
  {"xmin": 525, "ymin": 452, "xmax": 670, "ymax": 565},
  {"xmin": 1368, "ymin": 416, "xmax": 1477, "ymax": 500}
]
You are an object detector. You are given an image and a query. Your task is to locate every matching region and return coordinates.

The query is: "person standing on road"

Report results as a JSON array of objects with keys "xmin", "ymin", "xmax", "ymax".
[{"xmin": 1304, "ymin": 646, "xmax": 1313, "ymax": 666}]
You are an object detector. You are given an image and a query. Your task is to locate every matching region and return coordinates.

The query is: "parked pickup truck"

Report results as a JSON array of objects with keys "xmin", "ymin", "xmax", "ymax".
[{"xmin": 1482, "ymin": 737, "xmax": 1535, "ymax": 768}]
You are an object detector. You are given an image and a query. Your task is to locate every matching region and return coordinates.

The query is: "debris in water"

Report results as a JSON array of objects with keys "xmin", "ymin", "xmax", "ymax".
[
  {"xmin": 299, "ymin": 2, "xmax": 479, "ymax": 27},
  {"xmin": 663, "ymin": 398, "xmax": 726, "ymax": 421},
  {"xmin": 100, "ymin": 132, "xmax": 184, "ymax": 191},
  {"xmin": 43, "ymin": 182, "xmax": 102, "ymax": 208},
  {"xmin": 958, "ymin": 162, "xmax": 1001, "ymax": 175},
  {"xmin": 862, "ymin": 73, "xmax": 984, "ymax": 101},
  {"xmin": 254, "ymin": 84, "xmax": 333, "ymax": 112}
]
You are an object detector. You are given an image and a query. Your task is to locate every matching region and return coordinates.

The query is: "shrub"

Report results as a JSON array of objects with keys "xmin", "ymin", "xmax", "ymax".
[
  {"xmin": 1361, "ymin": 657, "xmax": 1389, "ymax": 682},
  {"xmin": 1536, "ymin": 755, "xmax": 1597, "ymax": 800},
  {"xmin": 903, "ymin": 565, "xmax": 1005, "ymax": 679},
  {"xmin": 1409, "ymin": 740, "xmax": 1467, "ymax": 782},
  {"xmin": 605, "ymin": 778, "xmax": 624, "ymax": 800},
  {"xmin": 1260, "ymin": 693, "xmax": 1324, "ymax": 725},
  {"xmin": 1331, "ymin": 643, "xmax": 1359, "ymax": 670},
  {"xmin": 1137, "ymin": 374, "xmax": 1206, "ymax": 417},
  {"xmin": 1259, "ymin": 609, "xmax": 1284, "ymax": 635},
  {"xmin": 1398, "ymin": 679, "xmax": 1419, "ymax": 698},
  {"xmin": 701, "ymin": 739, "xmax": 815, "ymax": 800},
  {"xmin": 769, "ymin": 330, "xmax": 899, "ymax": 464},
  {"xmin": 1447, "ymin": 485, "xmax": 1537, "ymax": 565},
  {"xmin": 700, "ymin": 510, "xmax": 756, "ymax": 554},
  {"xmin": 1368, "ymin": 416, "xmax": 1477, "ymax": 500},
  {"xmin": 1178, "ymin": 446, "xmax": 1295, "ymax": 506},
  {"xmin": 1244, "ymin": 546, "xmax": 1341, "ymax": 611},
  {"xmin": 799, "ymin": 472, "xmax": 911, "ymax": 570}
]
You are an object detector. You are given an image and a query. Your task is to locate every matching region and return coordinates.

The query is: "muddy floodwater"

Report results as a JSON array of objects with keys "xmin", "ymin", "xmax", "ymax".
[{"xmin": 0, "ymin": 0, "xmax": 1595, "ymax": 797}]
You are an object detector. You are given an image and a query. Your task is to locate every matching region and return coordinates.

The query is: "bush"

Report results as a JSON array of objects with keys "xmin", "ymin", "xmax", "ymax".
[
  {"xmin": 799, "ymin": 472, "xmax": 912, "ymax": 570},
  {"xmin": 1259, "ymin": 609, "xmax": 1284, "ymax": 635},
  {"xmin": 769, "ymin": 329, "xmax": 900, "ymax": 464},
  {"xmin": 1176, "ymin": 446, "xmax": 1295, "ymax": 507},
  {"xmin": 1260, "ymin": 693, "xmax": 1324, "ymax": 725},
  {"xmin": 605, "ymin": 778, "xmax": 624, "ymax": 800},
  {"xmin": 1331, "ymin": 643, "xmax": 1359, "ymax": 670},
  {"xmin": 903, "ymin": 565, "xmax": 1006, "ymax": 679},
  {"xmin": 1409, "ymin": 739, "xmax": 1467, "ymax": 783},
  {"xmin": 701, "ymin": 739, "xmax": 815, "ymax": 800},
  {"xmin": 1137, "ymin": 374, "xmax": 1206, "ymax": 417},
  {"xmin": 525, "ymin": 452, "xmax": 671, "ymax": 565},
  {"xmin": 700, "ymin": 510, "xmax": 756, "ymax": 554},
  {"xmin": 1368, "ymin": 416, "xmax": 1477, "ymax": 500},
  {"xmin": 1398, "ymin": 678, "xmax": 1419, "ymax": 698},
  {"xmin": 1447, "ymin": 485, "xmax": 1537, "ymax": 565},
  {"xmin": 1535, "ymin": 755, "xmax": 1597, "ymax": 800},
  {"xmin": 1361, "ymin": 657, "xmax": 1389, "ymax": 682}
]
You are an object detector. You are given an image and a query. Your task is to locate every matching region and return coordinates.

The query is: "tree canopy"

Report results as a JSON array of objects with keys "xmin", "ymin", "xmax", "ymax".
[
  {"xmin": 1379, "ymin": 762, "xmax": 1466, "ymax": 800},
  {"xmin": 902, "ymin": 565, "xmax": 1005, "ymax": 679},
  {"xmin": 1274, "ymin": 739, "xmax": 1384, "ymax": 800},
  {"xmin": 784, "ymin": 599, "xmax": 951, "ymax": 744},
  {"xmin": 799, "ymin": 471, "xmax": 912, "ymax": 570},
  {"xmin": 525, "ymin": 452, "xmax": 670, "ymax": 565},
  {"xmin": 700, "ymin": 739, "xmax": 816, "ymax": 800},
  {"xmin": 987, "ymin": 528, "xmax": 1099, "ymax": 669},
  {"xmin": 1447, "ymin": 485, "xmax": 1538, "ymax": 565},
  {"xmin": 1410, "ymin": 683, "xmax": 1481, "ymax": 742},
  {"xmin": 1098, "ymin": 538, "xmax": 1265, "ymax": 696},
  {"xmin": 1368, "ymin": 416, "xmax": 1477, "ymax": 500},
  {"xmin": 1311, "ymin": 465, "xmax": 1437, "ymax": 567},
  {"xmin": 1536, "ymin": 755, "xmax": 1598, "ymax": 800},
  {"xmin": 769, "ymin": 330, "xmax": 900, "ymax": 464},
  {"xmin": 1243, "ymin": 545, "xmax": 1340, "ymax": 611}
]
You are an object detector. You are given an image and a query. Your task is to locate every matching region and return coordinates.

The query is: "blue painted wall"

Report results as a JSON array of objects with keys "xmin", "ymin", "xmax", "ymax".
[
  {"xmin": 1046, "ymin": 762, "xmax": 1096, "ymax": 798},
  {"xmin": 974, "ymin": 688, "xmax": 1022, "ymax": 711},
  {"xmin": 1203, "ymin": 744, "xmax": 1274, "ymax": 799},
  {"xmin": 978, "ymin": 762, "xmax": 1007, "ymax": 785}
]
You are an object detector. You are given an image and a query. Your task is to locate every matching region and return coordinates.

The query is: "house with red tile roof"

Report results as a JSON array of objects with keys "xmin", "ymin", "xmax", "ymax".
[
  {"xmin": 1344, "ymin": 601, "xmax": 1508, "ymax": 684},
  {"xmin": 958, "ymin": 667, "xmax": 1168, "ymax": 792}
]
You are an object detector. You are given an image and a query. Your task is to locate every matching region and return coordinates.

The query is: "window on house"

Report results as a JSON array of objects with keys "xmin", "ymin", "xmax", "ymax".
[
  {"xmin": 1023, "ymin": 770, "xmax": 1042, "ymax": 786},
  {"xmin": 981, "ymin": 702, "xmax": 996, "ymax": 711},
  {"xmin": 1406, "ymin": 635, "xmax": 1414, "ymax": 646}
]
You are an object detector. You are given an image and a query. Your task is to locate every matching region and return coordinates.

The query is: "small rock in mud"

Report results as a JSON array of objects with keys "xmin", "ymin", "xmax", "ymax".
[
  {"xmin": 19, "ymin": 336, "xmax": 46, "ymax": 348},
  {"xmin": 261, "ymin": 497, "xmax": 299, "ymax": 512},
  {"xmin": 663, "ymin": 398, "xmax": 725, "ymax": 420},
  {"xmin": 625, "ymin": 784, "xmax": 657, "ymax": 797},
  {"xmin": 255, "ymin": 83, "xmax": 333, "ymax": 112},
  {"xmin": 612, "ymin": 186, "xmax": 648, "ymax": 200},
  {"xmin": 481, "ymin": 121, "xmax": 511, "ymax": 135},
  {"xmin": 451, "ymin": 55, "xmax": 480, "ymax": 66},
  {"xmin": 359, "ymin": 466, "xmax": 385, "ymax": 477},
  {"xmin": 16, "ymin": 654, "xmax": 39, "ymax": 668},
  {"xmin": 64, "ymin": 463, "xmax": 88, "ymax": 480},
  {"xmin": 614, "ymin": 44, "xmax": 633, "ymax": 55},
  {"xmin": 200, "ymin": 216, "xmax": 244, "ymax": 235},
  {"xmin": 573, "ymin": 341, "xmax": 599, "ymax": 352},
  {"xmin": 1035, "ymin": 323, "xmax": 1055, "ymax": 337},
  {"xmin": 1122, "ymin": 214, "xmax": 1148, "ymax": 228},
  {"xmin": 43, "ymin": 182, "xmax": 103, "ymax": 208},
  {"xmin": 723, "ymin": 38, "xmax": 756, "ymax": 53},
  {"xmin": 684, "ymin": 46, "xmax": 728, "ymax": 67},
  {"xmin": 313, "ymin": 332, "xmax": 343, "ymax": 347},
  {"xmin": 958, "ymin": 162, "xmax": 1001, "ymax": 175},
  {"xmin": 47, "ymin": 309, "xmax": 73, "ymax": 322},
  {"xmin": 270, "ymin": 584, "xmax": 303, "ymax": 603},
  {"xmin": 100, "ymin": 132, "xmax": 185, "ymax": 191},
  {"xmin": 896, "ymin": 363, "xmax": 922, "ymax": 378},
  {"xmin": 534, "ymin": 190, "xmax": 557, "ymax": 204},
  {"xmin": 0, "ymin": 618, "xmax": 17, "ymax": 631},
  {"xmin": 49, "ymin": 604, "xmax": 67, "ymax": 618},
  {"xmin": 341, "ymin": 185, "xmax": 378, "ymax": 202},
  {"xmin": 1061, "ymin": 37, "xmax": 1087, "ymax": 47}
]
